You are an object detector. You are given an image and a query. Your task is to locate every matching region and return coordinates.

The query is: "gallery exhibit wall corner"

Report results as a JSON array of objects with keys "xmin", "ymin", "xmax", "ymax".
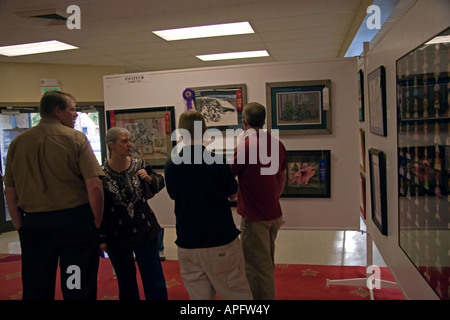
[
  {"xmin": 103, "ymin": 58, "xmax": 360, "ymax": 231},
  {"xmin": 361, "ymin": 0, "xmax": 449, "ymax": 300}
]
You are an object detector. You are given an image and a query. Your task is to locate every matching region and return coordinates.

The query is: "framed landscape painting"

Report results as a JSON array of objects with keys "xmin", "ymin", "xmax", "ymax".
[
  {"xmin": 266, "ymin": 80, "xmax": 332, "ymax": 136},
  {"xmin": 190, "ymin": 84, "xmax": 246, "ymax": 131}
]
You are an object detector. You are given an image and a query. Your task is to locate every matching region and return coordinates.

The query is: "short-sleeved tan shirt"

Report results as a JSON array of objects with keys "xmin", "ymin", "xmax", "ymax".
[{"xmin": 3, "ymin": 117, "xmax": 104, "ymax": 213}]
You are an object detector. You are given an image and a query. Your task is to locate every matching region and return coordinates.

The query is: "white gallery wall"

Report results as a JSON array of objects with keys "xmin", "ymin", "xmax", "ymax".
[
  {"xmin": 361, "ymin": 0, "xmax": 449, "ymax": 300},
  {"xmin": 104, "ymin": 57, "xmax": 360, "ymax": 231}
]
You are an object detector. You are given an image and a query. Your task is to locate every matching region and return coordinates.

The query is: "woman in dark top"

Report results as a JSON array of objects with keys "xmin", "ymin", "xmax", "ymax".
[{"xmin": 99, "ymin": 127, "xmax": 167, "ymax": 300}]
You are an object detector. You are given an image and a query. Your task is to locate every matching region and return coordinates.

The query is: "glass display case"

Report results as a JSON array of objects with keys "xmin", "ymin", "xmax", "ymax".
[{"xmin": 396, "ymin": 27, "xmax": 449, "ymax": 300}]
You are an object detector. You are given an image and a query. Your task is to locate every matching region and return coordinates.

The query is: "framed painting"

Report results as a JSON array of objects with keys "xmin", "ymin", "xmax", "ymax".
[
  {"xmin": 358, "ymin": 69, "xmax": 365, "ymax": 122},
  {"xmin": 266, "ymin": 80, "xmax": 332, "ymax": 136},
  {"xmin": 281, "ymin": 150, "xmax": 331, "ymax": 198},
  {"xmin": 106, "ymin": 106, "xmax": 176, "ymax": 169},
  {"xmin": 359, "ymin": 128, "xmax": 366, "ymax": 172},
  {"xmin": 369, "ymin": 148, "xmax": 387, "ymax": 235},
  {"xmin": 189, "ymin": 84, "xmax": 247, "ymax": 131},
  {"xmin": 368, "ymin": 66, "xmax": 387, "ymax": 136},
  {"xmin": 360, "ymin": 172, "xmax": 366, "ymax": 220}
]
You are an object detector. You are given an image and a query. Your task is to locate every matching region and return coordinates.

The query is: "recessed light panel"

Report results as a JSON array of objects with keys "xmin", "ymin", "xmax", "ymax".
[
  {"xmin": 196, "ymin": 50, "xmax": 269, "ymax": 61},
  {"xmin": 0, "ymin": 40, "xmax": 78, "ymax": 57},
  {"xmin": 153, "ymin": 22, "xmax": 254, "ymax": 41}
]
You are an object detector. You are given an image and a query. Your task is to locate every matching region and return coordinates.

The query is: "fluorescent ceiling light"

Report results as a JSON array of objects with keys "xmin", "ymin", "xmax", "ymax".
[
  {"xmin": 425, "ymin": 35, "xmax": 450, "ymax": 45},
  {"xmin": 197, "ymin": 50, "xmax": 269, "ymax": 61},
  {"xmin": 153, "ymin": 21, "xmax": 254, "ymax": 41},
  {"xmin": 0, "ymin": 40, "xmax": 78, "ymax": 57}
]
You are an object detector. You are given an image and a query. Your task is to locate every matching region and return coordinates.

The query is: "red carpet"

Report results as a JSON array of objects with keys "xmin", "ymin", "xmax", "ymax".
[{"xmin": 0, "ymin": 253, "xmax": 404, "ymax": 300}]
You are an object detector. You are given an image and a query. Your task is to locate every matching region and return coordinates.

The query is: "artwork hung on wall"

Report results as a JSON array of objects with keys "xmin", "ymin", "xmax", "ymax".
[
  {"xmin": 369, "ymin": 148, "xmax": 388, "ymax": 235},
  {"xmin": 360, "ymin": 172, "xmax": 366, "ymax": 220},
  {"xmin": 359, "ymin": 128, "xmax": 366, "ymax": 172},
  {"xmin": 266, "ymin": 80, "xmax": 332, "ymax": 136},
  {"xmin": 281, "ymin": 150, "xmax": 331, "ymax": 198},
  {"xmin": 358, "ymin": 69, "xmax": 365, "ymax": 122},
  {"xmin": 188, "ymin": 84, "xmax": 247, "ymax": 159},
  {"xmin": 396, "ymin": 26, "xmax": 449, "ymax": 300},
  {"xmin": 189, "ymin": 84, "xmax": 246, "ymax": 130},
  {"xmin": 107, "ymin": 106, "xmax": 176, "ymax": 169},
  {"xmin": 368, "ymin": 66, "xmax": 387, "ymax": 136}
]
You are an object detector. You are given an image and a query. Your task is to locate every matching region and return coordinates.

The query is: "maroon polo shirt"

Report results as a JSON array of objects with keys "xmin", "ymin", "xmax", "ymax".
[{"xmin": 231, "ymin": 130, "xmax": 286, "ymax": 222}]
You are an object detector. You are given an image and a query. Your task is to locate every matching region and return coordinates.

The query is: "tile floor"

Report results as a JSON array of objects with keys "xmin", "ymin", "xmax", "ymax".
[{"xmin": 0, "ymin": 219, "xmax": 386, "ymax": 267}]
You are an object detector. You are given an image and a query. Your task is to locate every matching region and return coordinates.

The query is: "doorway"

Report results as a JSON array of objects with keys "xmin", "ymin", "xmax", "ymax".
[{"xmin": 0, "ymin": 105, "xmax": 106, "ymax": 233}]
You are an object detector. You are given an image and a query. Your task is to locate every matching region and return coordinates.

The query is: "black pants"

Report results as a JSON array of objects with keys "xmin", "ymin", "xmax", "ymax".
[{"xmin": 18, "ymin": 205, "xmax": 99, "ymax": 300}]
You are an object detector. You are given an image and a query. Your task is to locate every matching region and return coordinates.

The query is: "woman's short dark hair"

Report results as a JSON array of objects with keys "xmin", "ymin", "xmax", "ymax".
[{"xmin": 39, "ymin": 90, "xmax": 76, "ymax": 117}]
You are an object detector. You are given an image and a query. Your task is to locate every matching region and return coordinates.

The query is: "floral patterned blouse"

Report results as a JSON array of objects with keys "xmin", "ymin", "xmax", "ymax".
[{"xmin": 99, "ymin": 157, "xmax": 164, "ymax": 248}]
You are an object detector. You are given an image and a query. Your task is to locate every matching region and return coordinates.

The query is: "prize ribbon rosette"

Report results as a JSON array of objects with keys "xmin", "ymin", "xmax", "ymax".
[{"xmin": 183, "ymin": 88, "xmax": 195, "ymax": 110}]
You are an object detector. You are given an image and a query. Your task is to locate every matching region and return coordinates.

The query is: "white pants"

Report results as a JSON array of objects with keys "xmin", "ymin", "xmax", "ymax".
[{"xmin": 178, "ymin": 237, "xmax": 253, "ymax": 300}]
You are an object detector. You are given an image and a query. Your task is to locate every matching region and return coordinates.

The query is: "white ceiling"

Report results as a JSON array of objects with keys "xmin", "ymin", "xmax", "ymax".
[{"xmin": 0, "ymin": 0, "xmax": 396, "ymax": 73}]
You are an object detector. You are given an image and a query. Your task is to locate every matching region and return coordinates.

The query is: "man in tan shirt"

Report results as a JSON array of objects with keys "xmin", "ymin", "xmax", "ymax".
[{"xmin": 3, "ymin": 90, "xmax": 104, "ymax": 300}]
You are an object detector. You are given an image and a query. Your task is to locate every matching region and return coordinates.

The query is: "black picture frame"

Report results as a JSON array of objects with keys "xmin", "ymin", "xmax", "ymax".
[
  {"xmin": 106, "ymin": 106, "xmax": 176, "ymax": 169},
  {"xmin": 369, "ymin": 148, "xmax": 387, "ymax": 235},
  {"xmin": 368, "ymin": 66, "xmax": 387, "ymax": 136},
  {"xmin": 281, "ymin": 150, "xmax": 331, "ymax": 198},
  {"xmin": 358, "ymin": 69, "xmax": 365, "ymax": 122},
  {"xmin": 360, "ymin": 172, "xmax": 366, "ymax": 220},
  {"xmin": 266, "ymin": 80, "xmax": 332, "ymax": 136},
  {"xmin": 190, "ymin": 83, "xmax": 247, "ymax": 131}
]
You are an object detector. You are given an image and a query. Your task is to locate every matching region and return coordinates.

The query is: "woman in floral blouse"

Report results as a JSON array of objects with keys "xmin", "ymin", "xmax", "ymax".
[{"xmin": 99, "ymin": 127, "xmax": 167, "ymax": 300}]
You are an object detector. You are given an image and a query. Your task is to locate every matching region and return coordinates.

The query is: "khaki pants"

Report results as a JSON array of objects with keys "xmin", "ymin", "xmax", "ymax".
[
  {"xmin": 240, "ymin": 216, "xmax": 283, "ymax": 300},
  {"xmin": 178, "ymin": 237, "xmax": 252, "ymax": 300}
]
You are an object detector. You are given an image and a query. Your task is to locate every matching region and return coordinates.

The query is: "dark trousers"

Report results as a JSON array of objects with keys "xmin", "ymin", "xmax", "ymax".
[
  {"xmin": 157, "ymin": 228, "xmax": 164, "ymax": 252},
  {"xmin": 107, "ymin": 237, "xmax": 168, "ymax": 300},
  {"xmin": 18, "ymin": 205, "xmax": 99, "ymax": 300}
]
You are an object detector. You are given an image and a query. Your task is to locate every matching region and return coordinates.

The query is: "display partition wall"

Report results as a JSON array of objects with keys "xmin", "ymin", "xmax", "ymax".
[
  {"xmin": 359, "ymin": 0, "xmax": 449, "ymax": 297},
  {"xmin": 0, "ymin": 103, "xmax": 106, "ymax": 233}
]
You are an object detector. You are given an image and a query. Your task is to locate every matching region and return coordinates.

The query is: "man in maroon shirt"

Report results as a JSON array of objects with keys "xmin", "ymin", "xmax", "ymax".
[{"xmin": 231, "ymin": 102, "xmax": 287, "ymax": 300}]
